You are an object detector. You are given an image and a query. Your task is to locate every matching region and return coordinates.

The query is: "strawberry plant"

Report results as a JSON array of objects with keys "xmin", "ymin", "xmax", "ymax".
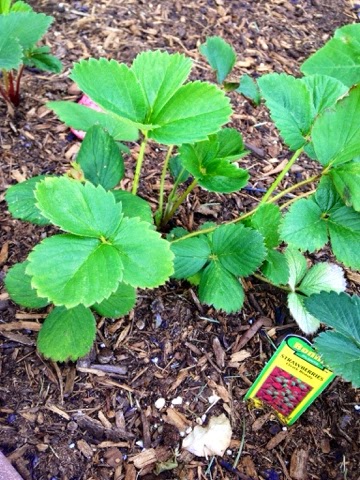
[
  {"xmin": 4, "ymin": 24, "xmax": 360, "ymax": 369},
  {"xmin": 0, "ymin": 0, "xmax": 62, "ymax": 110}
]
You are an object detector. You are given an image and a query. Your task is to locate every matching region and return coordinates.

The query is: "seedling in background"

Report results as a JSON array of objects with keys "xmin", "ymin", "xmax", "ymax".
[
  {"xmin": 4, "ymin": 25, "xmax": 360, "ymax": 384},
  {"xmin": 0, "ymin": 0, "xmax": 62, "ymax": 110}
]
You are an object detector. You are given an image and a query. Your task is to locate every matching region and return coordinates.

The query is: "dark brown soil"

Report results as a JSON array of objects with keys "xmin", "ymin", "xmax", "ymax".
[{"xmin": 1, "ymin": 1, "xmax": 359, "ymax": 479}]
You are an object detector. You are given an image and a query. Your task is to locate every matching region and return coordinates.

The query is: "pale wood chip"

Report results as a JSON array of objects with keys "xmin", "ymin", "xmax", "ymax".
[
  {"xmin": 98, "ymin": 411, "xmax": 112, "ymax": 429},
  {"xmin": 45, "ymin": 404, "xmax": 71, "ymax": 421},
  {"xmin": 0, "ymin": 241, "xmax": 9, "ymax": 265},
  {"xmin": 212, "ymin": 337, "xmax": 226, "ymax": 368},
  {"xmin": 131, "ymin": 448, "xmax": 157, "ymax": 469},
  {"xmin": 0, "ymin": 321, "xmax": 41, "ymax": 332},
  {"xmin": 167, "ymin": 369, "xmax": 188, "ymax": 393},
  {"xmin": 0, "ymin": 331, "xmax": 34, "ymax": 346},
  {"xmin": 229, "ymin": 350, "xmax": 251, "ymax": 367},
  {"xmin": 266, "ymin": 430, "xmax": 288, "ymax": 450},
  {"xmin": 251, "ymin": 412, "xmax": 272, "ymax": 432},
  {"xmin": 77, "ymin": 439, "xmax": 93, "ymax": 459},
  {"xmin": 290, "ymin": 449, "xmax": 308, "ymax": 480},
  {"xmin": 163, "ymin": 408, "xmax": 191, "ymax": 432}
]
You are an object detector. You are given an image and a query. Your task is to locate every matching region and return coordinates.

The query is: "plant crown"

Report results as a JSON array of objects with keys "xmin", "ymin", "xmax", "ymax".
[
  {"xmin": 0, "ymin": 0, "xmax": 62, "ymax": 109},
  {"xmin": 4, "ymin": 25, "xmax": 360, "ymax": 386}
]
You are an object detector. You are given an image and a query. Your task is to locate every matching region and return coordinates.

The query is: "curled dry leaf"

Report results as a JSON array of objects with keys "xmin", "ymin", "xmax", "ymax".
[{"xmin": 182, "ymin": 413, "xmax": 232, "ymax": 458}]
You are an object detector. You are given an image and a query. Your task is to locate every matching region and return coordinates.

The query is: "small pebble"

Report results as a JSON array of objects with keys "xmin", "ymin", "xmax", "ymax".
[
  {"xmin": 208, "ymin": 394, "xmax": 220, "ymax": 404},
  {"xmin": 226, "ymin": 449, "xmax": 232, "ymax": 455},
  {"xmin": 151, "ymin": 357, "xmax": 159, "ymax": 364},
  {"xmin": 171, "ymin": 396, "xmax": 183, "ymax": 405},
  {"xmin": 154, "ymin": 398, "xmax": 166, "ymax": 410},
  {"xmin": 135, "ymin": 440, "xmax": 144, "ymax": 448},
  {"xmin": 196, "ymin": 417, "xmax": 203, "ymax": 425},
  {"xmin": 354, "ymin": 405, "xmax": 360, "ymax": 411}
]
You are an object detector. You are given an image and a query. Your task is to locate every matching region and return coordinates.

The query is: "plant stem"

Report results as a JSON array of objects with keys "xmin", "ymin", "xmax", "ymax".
[
  {"xmin": 279, "ymin": 189, "xmax": 315, "ymax": 210},
  {"xmin": 269, "ymin": 173, "xmax": 320, "ymax": 204},
  {"xmin": 13, "ymin": 65, "xmax": 24, "ymax": 106},
  {"xmin": 131, "ymin": 133, "xmax": 148, "ymax": 195},
  {"xmin": 171, "ymin": 172, "xmax": 321, "ymax": 244},
  {"xmin": 157, "ymin": 145, "xmax": 174, "ymax": 225},
  {"xmin": 162, "ymin": 178, "xmax": 198, "ymax": 225},
  {"xmin": 252, "ymin": 273, "xmax": 291, "ymax": 292},
  {"xmin": 260, "ymin": 147, "xmax": 304, "ymax": 204}
]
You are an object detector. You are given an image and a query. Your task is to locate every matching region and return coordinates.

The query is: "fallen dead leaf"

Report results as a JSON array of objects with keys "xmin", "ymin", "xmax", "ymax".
[{"xmin": 182, "ymin": 414, "xmax": 232, "ymax": 458}]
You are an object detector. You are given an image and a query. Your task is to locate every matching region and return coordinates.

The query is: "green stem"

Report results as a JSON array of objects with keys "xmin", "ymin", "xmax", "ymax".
[
  {"xmin": 157, "ymin": 145, "xmax": 174, "ymax": 224},
  {"xmin": 279, "ymin": 189, "xmax": 316, "ymax": 210},
  {"xmin": 260, "ymin": 147, "xmax": 304, "ymax": 204},
  {"xmin": 162, "ymin": 178, "xmax": 198, "ymax": 225},
  {"xmin": 252, "ymin": 273, "xmax": 291, "ymax": 292},
  {"xmin": 131, "ymin": 133, "xmax": 148, "ymax": 195},
  {"xmin": 268, "ymin": 173, "xmax": 320, "ymax": 204},
  {"xmin": 171, "ymin": 171, "xmax": 321, "ymax": 244}
]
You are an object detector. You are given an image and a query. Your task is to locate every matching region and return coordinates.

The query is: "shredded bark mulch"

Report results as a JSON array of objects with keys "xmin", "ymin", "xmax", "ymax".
[{"xmin": 1, "ymin": 1, "xmax": 359, "ymax": 479}]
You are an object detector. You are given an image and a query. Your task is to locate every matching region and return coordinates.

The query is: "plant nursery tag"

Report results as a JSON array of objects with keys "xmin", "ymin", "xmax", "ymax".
[{"xmin": 245, "ymin": 335, "xmax": 335, "ymax": 425}]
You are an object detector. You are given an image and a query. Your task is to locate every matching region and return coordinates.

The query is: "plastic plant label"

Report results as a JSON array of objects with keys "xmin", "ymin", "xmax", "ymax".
[{"xmin": 245, "ymin": 335, "xmax": 335, "ymax": 425}]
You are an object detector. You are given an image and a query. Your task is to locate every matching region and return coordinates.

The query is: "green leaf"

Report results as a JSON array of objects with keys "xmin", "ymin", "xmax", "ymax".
[
  {"xmin": 329, "ymin": 158, "xmax": 360, "ymax": 211},
  {"xmin": 301, "ymin": 24, "xmax": 360, "ymax": 87},
  {"xmin": 131, "ymin": 50, "xmax": 192, "ymax": 118},
  {"xmin": 236, "ymin": 74, "xmax": 261, "ymax": 105},
  {"xmin": 5, "ymin": 175, "xmax": 51, "ymax": 225},
  {"xmin": 179, "ymin": 139, "xmax": 249, "ymax": 194},
  {"xmin": 47, "ymin": 101, "xmax": 139, "ymax": 142},
  {"xmin": 27, "ymin": 235, "xmax": 124, "ymax": 308},
  {"xmin": 288, "ymin": 292, "xmax": 320, "ymax": 334},
  {"xmin": 112, "ymin": 217, "xmax": 174, "ymax": 288},
  {"xmin": 261, "ymin": 250, "xmax": 289, "ymax": 286},
  {"xmin": 298, "ymin": 263, "xmax": 346, "ymax": 296},
  {"xmin": 258, "ymin": 73, "xmax": 347, "ymax": 152},
  {"xmin": 92, "ymin": 282, "xmax": 136, "ymax": 318},
  {"xmin": 0, "ymin": 0, "xmax": 11, "ymax": 13},
  {"xmin": 211, "ymin": 224, "xmax": 266, "ymax": 277},
  {"xmin": 5, "ymin": 261, "xmax": 49, "ymax": 308},
  {"xmin": 10, "ymin": 1, "xmax": 32, "ymax": 13},
  {"xmin": 199, "ymin": 261, "xmax": 244, "ymax": 313},
  {"xmin": 111, "ymin": 190, "xmax": 153, "ymax": 224},
  {"xmin": 301, "ymin": 75, "xmax": 348, "ymax": 117},
  {"xmin": 150, "ymin": 81, "xmax": 232, "ymax": 145},
  {"xmin": 285, "ymin": 248, "xmax": 307, "ymax": 291},
  {"xmin": 250, "ymin": 203, "xmax": 282, "ymax": 248},
  {"xmin": 169, "ymin": 155, "xmax": 190, "ymax": 184},
  {"xmin": 0, "ymin": 11, "xmax": 53, "ymax": 50},
  {"xmin": 37, "ymin": 305, "xmax": 96, "ymax": 362},
  {"xmin": 0, "ymin": 35, "xmax": 22, "ymax": 70},
  {"xmin": 170, "ymin": 236, "xmax": 211, "ymax": 279},
  {"xmin": 282, "ymin": 187, "xmax": 360, "ymax": 270},
  {"xmin": 216, "ymin": 128, "xmax": 248, "ymax": 162},
  {"xmin": 70, "ymin": 58, "xmax": 148, "ymax": 123},
  {"xmin": 200, "ymin": 36, "xmax": 236, "ymax": 83},
  {"xmin": 327, "ymin": 205, "xmax": 360, "ymax": 270},
  {"xmin": 315, "ymin": 331, "xmax": 360, "ymax": 387},
  {"xmin": 312, "ymin": 85, "xmax": 360, "ymax": 166},
  {"xmin": 280, "ymin": 198, "xmax": 328, "ymax": 252},
  {"xmin": 306, "ymin": 292, "xmax": 360, "ymax": 343},
  {"xmin": 35, "ymin": 177, "xmax": 123, "ymax": 239},
  {"xmin": 76, "ymin": 125, "xmax": 125, "ymax": 190},
  {"xmin": 24, "ymin": 45, "xmax": 62, "ymax": 73},
  {"xmin": 258, "ymin": 73, "xmax": 312, "ymax": 150},
  {"xmin": 305, "ymin": 291, "xmax": 360, "ymax": 386}
]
